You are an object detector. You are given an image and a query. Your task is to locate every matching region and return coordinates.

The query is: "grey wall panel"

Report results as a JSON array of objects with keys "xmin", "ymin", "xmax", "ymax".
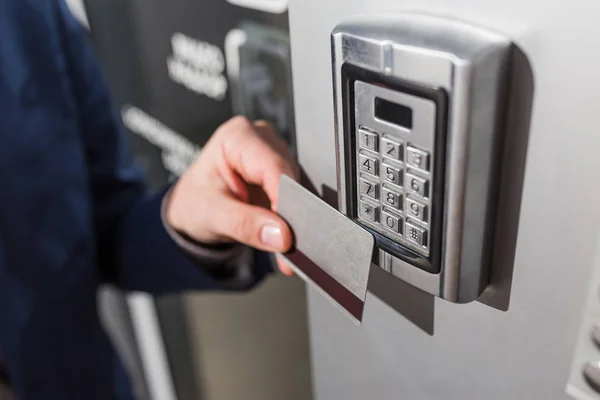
[
  {"xmin": 289, "ymin": 0, "xmax": 600, "ymax": 399},
  {"xmin": 183, "ymin": 276, "xmax": 312, "ymax": 400}
]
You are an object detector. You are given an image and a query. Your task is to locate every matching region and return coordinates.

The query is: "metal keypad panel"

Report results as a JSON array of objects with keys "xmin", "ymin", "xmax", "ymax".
[{"xmin": 354, "ymin": 81, "xmax": 437, "ymax": 258}]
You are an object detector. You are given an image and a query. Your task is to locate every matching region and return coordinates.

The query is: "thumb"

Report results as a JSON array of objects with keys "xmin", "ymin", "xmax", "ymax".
[{"xmin": 211, "ymin": 195, "xmax": 294, "ymax": 253}]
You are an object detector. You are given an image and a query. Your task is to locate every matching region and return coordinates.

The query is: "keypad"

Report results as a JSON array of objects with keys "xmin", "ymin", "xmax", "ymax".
[
  {"xmin": 406, "ymin": 198, "xmax": 428, "ymax": 223},
  {"xmin": 406, "ymin": 173, "xmax": 429, "ymax": 198},
  {"xmin": 381, "ymin": 138, "xmax": 402, "ymax": 161},
  {"xmin": 358, "ymin": 153, "xmax": 378, "ymax": 177},
  {"xmin": 406, "ymin": 221, "xmax": 427, "ymax": 246},
  {"xmin": 382, "ymin": 211, "xmax": 402, "ymax": 234},
  {"xmin": 358, "ymin": 128, "xmax": 378, "ymax": 152},
  {"xmin": 359, "ymin": 178, "xmax": 378, "ymax": 200},
  {"xmin": 356, "ymin": 127, "xmax": 432, "ymax": 252},
  {"xmin": 382, "ymin": 188, "xmax": 401, "ymax": 210},
  {"xmin": 359, "ymin": 201, "xmax": 379, "ymax": 223},
  {"xmin": 381, "ymin": 162, "xmax": 402, "ymax": 186},
  {"xmin": 406, "ymin": 146, "xmax": 430, "ymax": 171}
]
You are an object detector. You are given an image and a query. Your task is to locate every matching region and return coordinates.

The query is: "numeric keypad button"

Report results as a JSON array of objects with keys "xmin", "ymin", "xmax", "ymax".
[
  {"xmin": 382, "ymin": 188, "xmax": 401, "ymax": 210},
  {"xmin": 358, "ymin": 128, "xmax": 378, "ymax": 152},
  {"xmin": 406, "ymin": 197, "xmax": 428, "ymax": 223},
  {"xmin": 382, "ymin": 211, "xmax": 402, "ymax": 234},
  {"xmin": 405, "ymin": 221, "xmax": 427, "ymax": 247},
  {"xmin": 359, "ymin": 178, "xmax": 378, "ymax": 200},
  {"xmin": 406, "ymin": 173, "xmax": 429, "ymax": 198},
  {"xmin": 381, "ymin": 163, "xmax": 402, "ymax": 186},
  {"xmin": 381, "ymin": 138, "xmax": 402, "ymax": 161},
  {"xmin": 359, "ymin": 201, "xmax": 379, "ymax": 223},
  {"xmin": 359, "ymin": 154, "xmax": 378, "ymax": 177},
  {"xmin": 406, "ymin": 146, "xmax": 430, "ymax": 172}
]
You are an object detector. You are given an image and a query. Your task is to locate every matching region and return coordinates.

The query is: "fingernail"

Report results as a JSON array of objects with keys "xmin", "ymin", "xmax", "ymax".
[{"xmin": 260, "ymin": 224, "xmax": 284, "ymax": 250}]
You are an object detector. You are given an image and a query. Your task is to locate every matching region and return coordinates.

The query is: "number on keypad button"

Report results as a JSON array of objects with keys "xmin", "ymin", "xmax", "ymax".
[
  {"xmin": 382, "ymin": 211, "xmax": 401, "ymax": 234},
  {"xmin": 383, "ymin": 188, "xmax": 401, "ymax": 210},
  {"xmin": 358, "ymin": 128, "xmax": 378, "ymax": 152},
  {"xmin": 406, "ymin": 146, "xmax": 430, "ymax": 171},
  {"xmin": 359, "ymin": 179, "xmax": 378, "ymax": 200},
  {"xmin": 359, "ymin": 154, "xmax": 378, "ymax": 176},
  {"xmin": 406, "ymin": 198, "xmax": 428, "ymax": 222},
  {"xmin": 382, "ymin": 163, "xmax": 402, "ymax": 186},
  {"xmin": 406, "ymin": 173, "xmax": 428, "ymax": 198},
  {"xmin": 382, "ymin": 138, "xmax": 402, "ymax": 161}
]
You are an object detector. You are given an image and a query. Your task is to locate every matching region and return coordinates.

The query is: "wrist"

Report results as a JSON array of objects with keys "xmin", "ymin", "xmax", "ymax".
[
  {"xmin": 164, "ymin": 180, "xmax": 188, "ymax": 234},
  {"xmin": 160, "ymin": 186, "xmax": 247, "ymax": 269}
]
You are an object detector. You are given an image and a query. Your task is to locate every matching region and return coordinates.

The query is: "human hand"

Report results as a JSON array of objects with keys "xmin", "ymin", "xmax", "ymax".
[{"xmin": 165, "ymin": 116, "xmax": 299, "ymax": 276}]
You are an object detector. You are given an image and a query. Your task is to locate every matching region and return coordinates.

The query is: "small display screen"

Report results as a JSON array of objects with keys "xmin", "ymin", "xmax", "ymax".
[{"xmin": 374, "ymin": 97, "xmax": 413, "ymax": 129}]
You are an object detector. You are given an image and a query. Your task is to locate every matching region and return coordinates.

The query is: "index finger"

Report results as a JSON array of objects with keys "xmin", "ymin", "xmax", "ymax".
[{"xmin": 217, "ymin": 117, "xmax": 298, "ymax": 209}]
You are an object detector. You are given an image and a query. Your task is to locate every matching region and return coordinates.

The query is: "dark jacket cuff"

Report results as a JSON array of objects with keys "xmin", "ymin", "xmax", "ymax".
[{"xmin": 160, "ymin": 185, "xmax": 255, "ymax": 288}]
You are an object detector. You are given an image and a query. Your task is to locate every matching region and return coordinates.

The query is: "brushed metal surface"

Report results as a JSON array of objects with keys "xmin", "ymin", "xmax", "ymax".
[
  {"xmin": 289, "ymin": 0, "xmax": 600, "ymax": 398},
  {"xmin": 182, "ymin": 277, "xmax": 312, "ymax": 400}
]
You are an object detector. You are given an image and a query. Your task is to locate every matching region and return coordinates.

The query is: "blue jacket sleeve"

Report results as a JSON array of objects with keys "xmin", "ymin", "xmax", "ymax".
[{"xmin": 54, "ymin": 0, "xmax": 272, "ymax": 295}]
